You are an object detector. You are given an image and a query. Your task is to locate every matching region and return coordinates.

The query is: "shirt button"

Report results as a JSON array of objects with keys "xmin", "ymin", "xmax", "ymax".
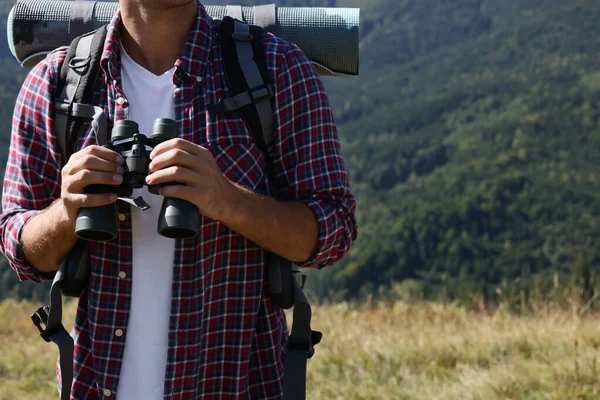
[
  {"xmin": 115, "ymin": 329, "xmax": 124, "ymax": 337},
  {"xmin": 103, "ymin": 389, "xmax": 112, "ymax": 397},
  {"xmin": 118, "ymin": 271, "xmax": 127, "ymax": 279},
  {"xmin": 116, "ymin": 97, "xmax": 126, "ymax": 106},
  {"xmin": 118, "ymin": 213, "xmax": 126, "ymax": 222},
  {"xmin": 196, "ymin": 75, "xmax": 203, "ymax": 83}
]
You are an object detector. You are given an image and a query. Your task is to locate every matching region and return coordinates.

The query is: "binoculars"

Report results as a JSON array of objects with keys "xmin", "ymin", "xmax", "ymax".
[{"xmin": 75, "ymin": 118, "xmax": 199, "ymax": 241}]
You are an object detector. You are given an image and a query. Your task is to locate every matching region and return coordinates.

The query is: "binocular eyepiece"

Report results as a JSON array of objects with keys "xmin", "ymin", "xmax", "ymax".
[{"xmin": 75, "ymin": 118, "xmax": 199, "ymax": 241}]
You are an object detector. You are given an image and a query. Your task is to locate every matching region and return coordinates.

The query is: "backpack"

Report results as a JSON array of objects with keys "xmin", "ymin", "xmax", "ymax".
[{"xmin": 30, "ymin": 9, "xmax": 321, "ymax": 400}]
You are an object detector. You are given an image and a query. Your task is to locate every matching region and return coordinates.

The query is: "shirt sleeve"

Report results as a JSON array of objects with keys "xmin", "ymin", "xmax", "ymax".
[
  {"xmin": 271, "ymin": 43, "xmax": 358, "ymax": 269},
  {"xmin": 0, "ymin": 54, "xmax": 64, "ymax": 282}
]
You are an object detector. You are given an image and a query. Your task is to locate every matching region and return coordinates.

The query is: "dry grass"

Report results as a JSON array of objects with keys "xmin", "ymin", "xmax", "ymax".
[{"xmin": 1, "ymin": 299, "xmax": 600, "ymax": 399}]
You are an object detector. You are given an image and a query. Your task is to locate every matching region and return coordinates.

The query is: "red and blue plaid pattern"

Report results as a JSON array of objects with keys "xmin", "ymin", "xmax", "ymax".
[{"xmin": 0, "ymin": 2, "xmax": 357, "ymax": 399}]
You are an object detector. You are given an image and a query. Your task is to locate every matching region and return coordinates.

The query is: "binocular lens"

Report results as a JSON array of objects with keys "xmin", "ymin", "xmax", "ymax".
[
  {"xmin": 75, "ymin": 203, "xmax": 119, "ymax": 241},
  {"xmin": 157, "ymin": 198, "xmax": 198, "ymax": 239},
  {"xmin": 111, "ymin": 120, "xmax": 140, "ymax": 143},
  {"xmin": 150, "ymin": 118, "xmax": 178, "ymax": 140}
]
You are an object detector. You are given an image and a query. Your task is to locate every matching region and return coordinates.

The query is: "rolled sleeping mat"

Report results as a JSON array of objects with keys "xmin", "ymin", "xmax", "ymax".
[{"xmin": 7, "ymin": 0, "xmax": 359, "ymax": 76}]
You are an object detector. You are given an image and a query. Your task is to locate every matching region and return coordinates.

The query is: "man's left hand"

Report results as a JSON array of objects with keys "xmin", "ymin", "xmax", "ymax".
[{"xmin": 146, "ymin": 138, "xmax": 231, "ymax": 220}]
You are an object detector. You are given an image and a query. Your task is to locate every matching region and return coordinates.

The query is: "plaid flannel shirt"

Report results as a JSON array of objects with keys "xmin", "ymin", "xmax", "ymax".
[{"xmin": 0, "ymin": 3, "xmax": 357, "ymax": 399}]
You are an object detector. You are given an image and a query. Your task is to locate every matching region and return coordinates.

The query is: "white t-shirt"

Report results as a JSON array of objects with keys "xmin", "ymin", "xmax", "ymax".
[{"xmin": 115, "ymin": 47, "xmax": 177, "ymax": 400}]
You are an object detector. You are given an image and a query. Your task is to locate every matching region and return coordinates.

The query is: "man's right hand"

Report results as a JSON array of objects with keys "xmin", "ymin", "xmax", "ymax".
[
  {"xmin": 60, "ymin": 145, "xmax": 125, "ymax": 219},
  {"xmin": 20, "ymin": 146, "xmax": 125, "ymax": 273}
]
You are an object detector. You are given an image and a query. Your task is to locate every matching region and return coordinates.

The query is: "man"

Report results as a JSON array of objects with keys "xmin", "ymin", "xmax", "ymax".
[{"xmin": 0, "ymin": 0, "xmax": 357, "ymax": 398}]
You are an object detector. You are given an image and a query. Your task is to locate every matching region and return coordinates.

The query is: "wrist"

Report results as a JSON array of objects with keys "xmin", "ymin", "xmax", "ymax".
[
  {"xmin": 53, "ymin": 198, "xmax": 78, "ymax": 230},
  {"xmin": 215, "ymin": 178, "xmax": 249, "ymax": 226},
  {"xmin": 20, "ymin": 199, "xmax": 78, "ymax": 274},
  {"xmin": 216, "ymin": 178, "xmax": 241, "ymax": 225}
]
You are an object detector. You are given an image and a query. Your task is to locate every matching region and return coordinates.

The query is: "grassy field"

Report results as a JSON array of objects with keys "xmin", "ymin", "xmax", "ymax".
[{"xmin": 1, "ymin": 299, "xmax": 600, "ymax": 399}]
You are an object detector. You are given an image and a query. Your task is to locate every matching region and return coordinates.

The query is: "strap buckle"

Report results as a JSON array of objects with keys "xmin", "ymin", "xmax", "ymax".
[
  {"xmin": 288, "ymin": 330, "xmax": 323, "ymax": 359},
  {"xmin": 232, "ymin": 32, "xmax": 253, "ymax": 42},
  {"xmin": 31, "ymin": 305, "xmax": 67, "ymax": 344},
  {"xmin": 309, "ymin": 331, "xmax": 323, "ymax": 358},
  {"xmin": 249, "ymin": 84, "xmax": 273, "ymax": 104},
  {"xmin": 205, "ymin": 84, "xmax": 274, "ymax": 120},
  {"xmin": 55, "ymin": 100, "xmax": 72, "ymax": 115},
  {"xmin": 31, "ymin": 306, "xmax": 52, "ymax": 343},
  {"xmin": 292, "ymin": 269, "xmax": 307, "ymax": 289},
  {"xmin": 206, "ymin": 100, "xmax": 227, "ymax": 120}
]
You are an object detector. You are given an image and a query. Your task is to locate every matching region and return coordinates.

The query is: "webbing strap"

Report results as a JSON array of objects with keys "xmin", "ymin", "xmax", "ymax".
[
  {"xmin": 213, "ymin": 17, "xmax": 319, "ymax": 400},
  {"xmin": 50, "ymin": 280, "xmax": 74, "ymax": 400},
  {"xmin": 206, "ymin": 85, "xmax": 274, "ymax": 117},
  {"xmin": 233, "ymin": 20, "xmax": 274, "ymax": 148},
  {"xmin": 225, "ymin": 5, "xmax": 243, "ymax": 21},
  {"xmin": 55, "ymin": 112, "xmax": 69, "ymax": 163},
  {"xmin": 69, "ymin": 1, "xmax": 97, "ymax": 38},
  {"xmin": 69, "ymin": 32, "xmax": 96, "ymax": 102},
  {"xmin": 31, "ymin": 239, "xmax": 92, "ymax": 400},
  {"xmin": 54, "ymin": 329, "xmax": 75, "ymax": 400},
  {"xmin": 56, "ymin": 32, "xmax": 95, "ymax": 162},
  {"xmin": 283, "ymin": 277, "xmax": 321, "ymax": 400},
  {"xmin": 31, "ymin": 270, "xmax": 73, "ymax": 400},
  {"xmin": 254, "ymin": 4, "xmax": 278, "ymax": 34},
  {"xmin": 42, "ymin": 25, "xmax": 106, "ymax": 400},
  {"xmin": 55, "ymin": 26, "xmax": 107, "ymax": 163},
  {"xmin": 50, "ymin": 238, "xmax": 91, "ymax": 399}
]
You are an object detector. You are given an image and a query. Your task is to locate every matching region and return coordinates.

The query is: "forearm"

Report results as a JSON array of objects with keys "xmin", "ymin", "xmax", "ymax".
[
  {"xmin": 220, "ymin": 181, "xmax": 318, "ymax": 263},
  {"xmin": 20, "ymin": 199, "xmax": 78, "ymax": 273}
]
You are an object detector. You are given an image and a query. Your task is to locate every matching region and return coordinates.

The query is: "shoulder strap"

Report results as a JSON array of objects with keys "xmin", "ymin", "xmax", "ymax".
[
  {"xmin": 207, "ymin": 16, "xmax": 275, "ymax": 155},
  {"xmin": 55, "ymin": 25, "xmax": 108, "ymax": 163},
  {"xmin": 209, "ymin": 15, "xmax": 322, "ymax": 400},
  {"xmin": 32, "ymin": 24, "xmax": 108, "ymax": 400},
  {"xmin": 31, "ymin": 240, "xmax": 90, "ymax": 400}
]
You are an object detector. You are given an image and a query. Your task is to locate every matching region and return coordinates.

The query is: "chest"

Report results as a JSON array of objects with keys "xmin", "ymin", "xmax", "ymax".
[{"xmin": 79, "ymin": 59, "xmax": 269, "ymax": 194}]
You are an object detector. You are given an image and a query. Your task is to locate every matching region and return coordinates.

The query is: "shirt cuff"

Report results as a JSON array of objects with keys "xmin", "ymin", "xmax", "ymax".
[
  {"xmin": 3, "ymin": 209, "xmax": 57, "ymax": 282},
  {"xmin": 296, "ymin": 199, "xmax": 354, "ymax": 269}
]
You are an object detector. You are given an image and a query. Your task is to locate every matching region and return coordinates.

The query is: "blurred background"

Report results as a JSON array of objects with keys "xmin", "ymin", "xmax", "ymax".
[{"xmin": 2, "ymin": 0, "xmax": 600, "ymax": 309}]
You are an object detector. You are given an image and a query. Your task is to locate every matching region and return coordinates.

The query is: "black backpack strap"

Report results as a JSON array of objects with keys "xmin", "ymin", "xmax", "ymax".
[
  {"xmin": 207, "ymin": 15, "xmax": 321, "ymax": 400},
  {"xmin": 31, "ymin": 24, "xmax": 107, "ymax": 400},
  {"xmin": 207, "ymin": 16, "xmax": 274, "ymax": 154},
  {"xmin": 31, "ymin": 241, "xmax": 90, "ymax": 400},
  {"xmin": 55, "ymin": 25, "xmax": 109, "ymax": 163},
  {"xmin": 284, "ymin": 278, "xmax": 323, "ymax": 399}
]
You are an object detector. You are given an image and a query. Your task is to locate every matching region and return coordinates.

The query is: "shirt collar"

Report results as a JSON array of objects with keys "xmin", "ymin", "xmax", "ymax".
[{"xmin": 100, "ymin": 0, "xmax": 213, "ymax": 84}]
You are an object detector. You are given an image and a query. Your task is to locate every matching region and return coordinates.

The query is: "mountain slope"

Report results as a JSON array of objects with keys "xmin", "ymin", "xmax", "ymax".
[
  {"xmin": 1, "ymin": 0, "xmax": 599, "ymax": 301},
  {"xmin": 312, "ymin": 0, "xmax": 600, "ymax": 299}
]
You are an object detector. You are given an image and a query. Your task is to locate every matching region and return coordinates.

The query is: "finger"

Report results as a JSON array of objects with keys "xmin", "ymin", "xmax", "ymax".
[
  {"xmin": 159, "ymin": 184, "xmax": 196, "ymax": 203},
  {"xmin": 148, "ymin": 149, "xmax": 198, "ymax": 173},
  {"xmin": 69, "ymin": 170, "xmax": 123, "ymax": 191},
  {"xmin": 150, "ymin": 138, "xmax": 201, "ymax": 160},
  {"xmin": 70, "ymin": 154, "xmax": 125, "ymax": 175},
  {"xmin": 64, "ymin": 193, "xmax": 118, "ymax": 209},
  {"xmin": 145, "ymin": 166, "xmax": 198, "ymax": 186},
  {"xmin": 71, "ymin": 145, "xmax": 125, "ymax": 164}
]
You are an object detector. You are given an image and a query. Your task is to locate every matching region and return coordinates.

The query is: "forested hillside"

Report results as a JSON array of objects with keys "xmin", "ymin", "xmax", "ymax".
[{"xmin": 1, "ymin": 0, "xmax": 599, "ymax": 303}]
